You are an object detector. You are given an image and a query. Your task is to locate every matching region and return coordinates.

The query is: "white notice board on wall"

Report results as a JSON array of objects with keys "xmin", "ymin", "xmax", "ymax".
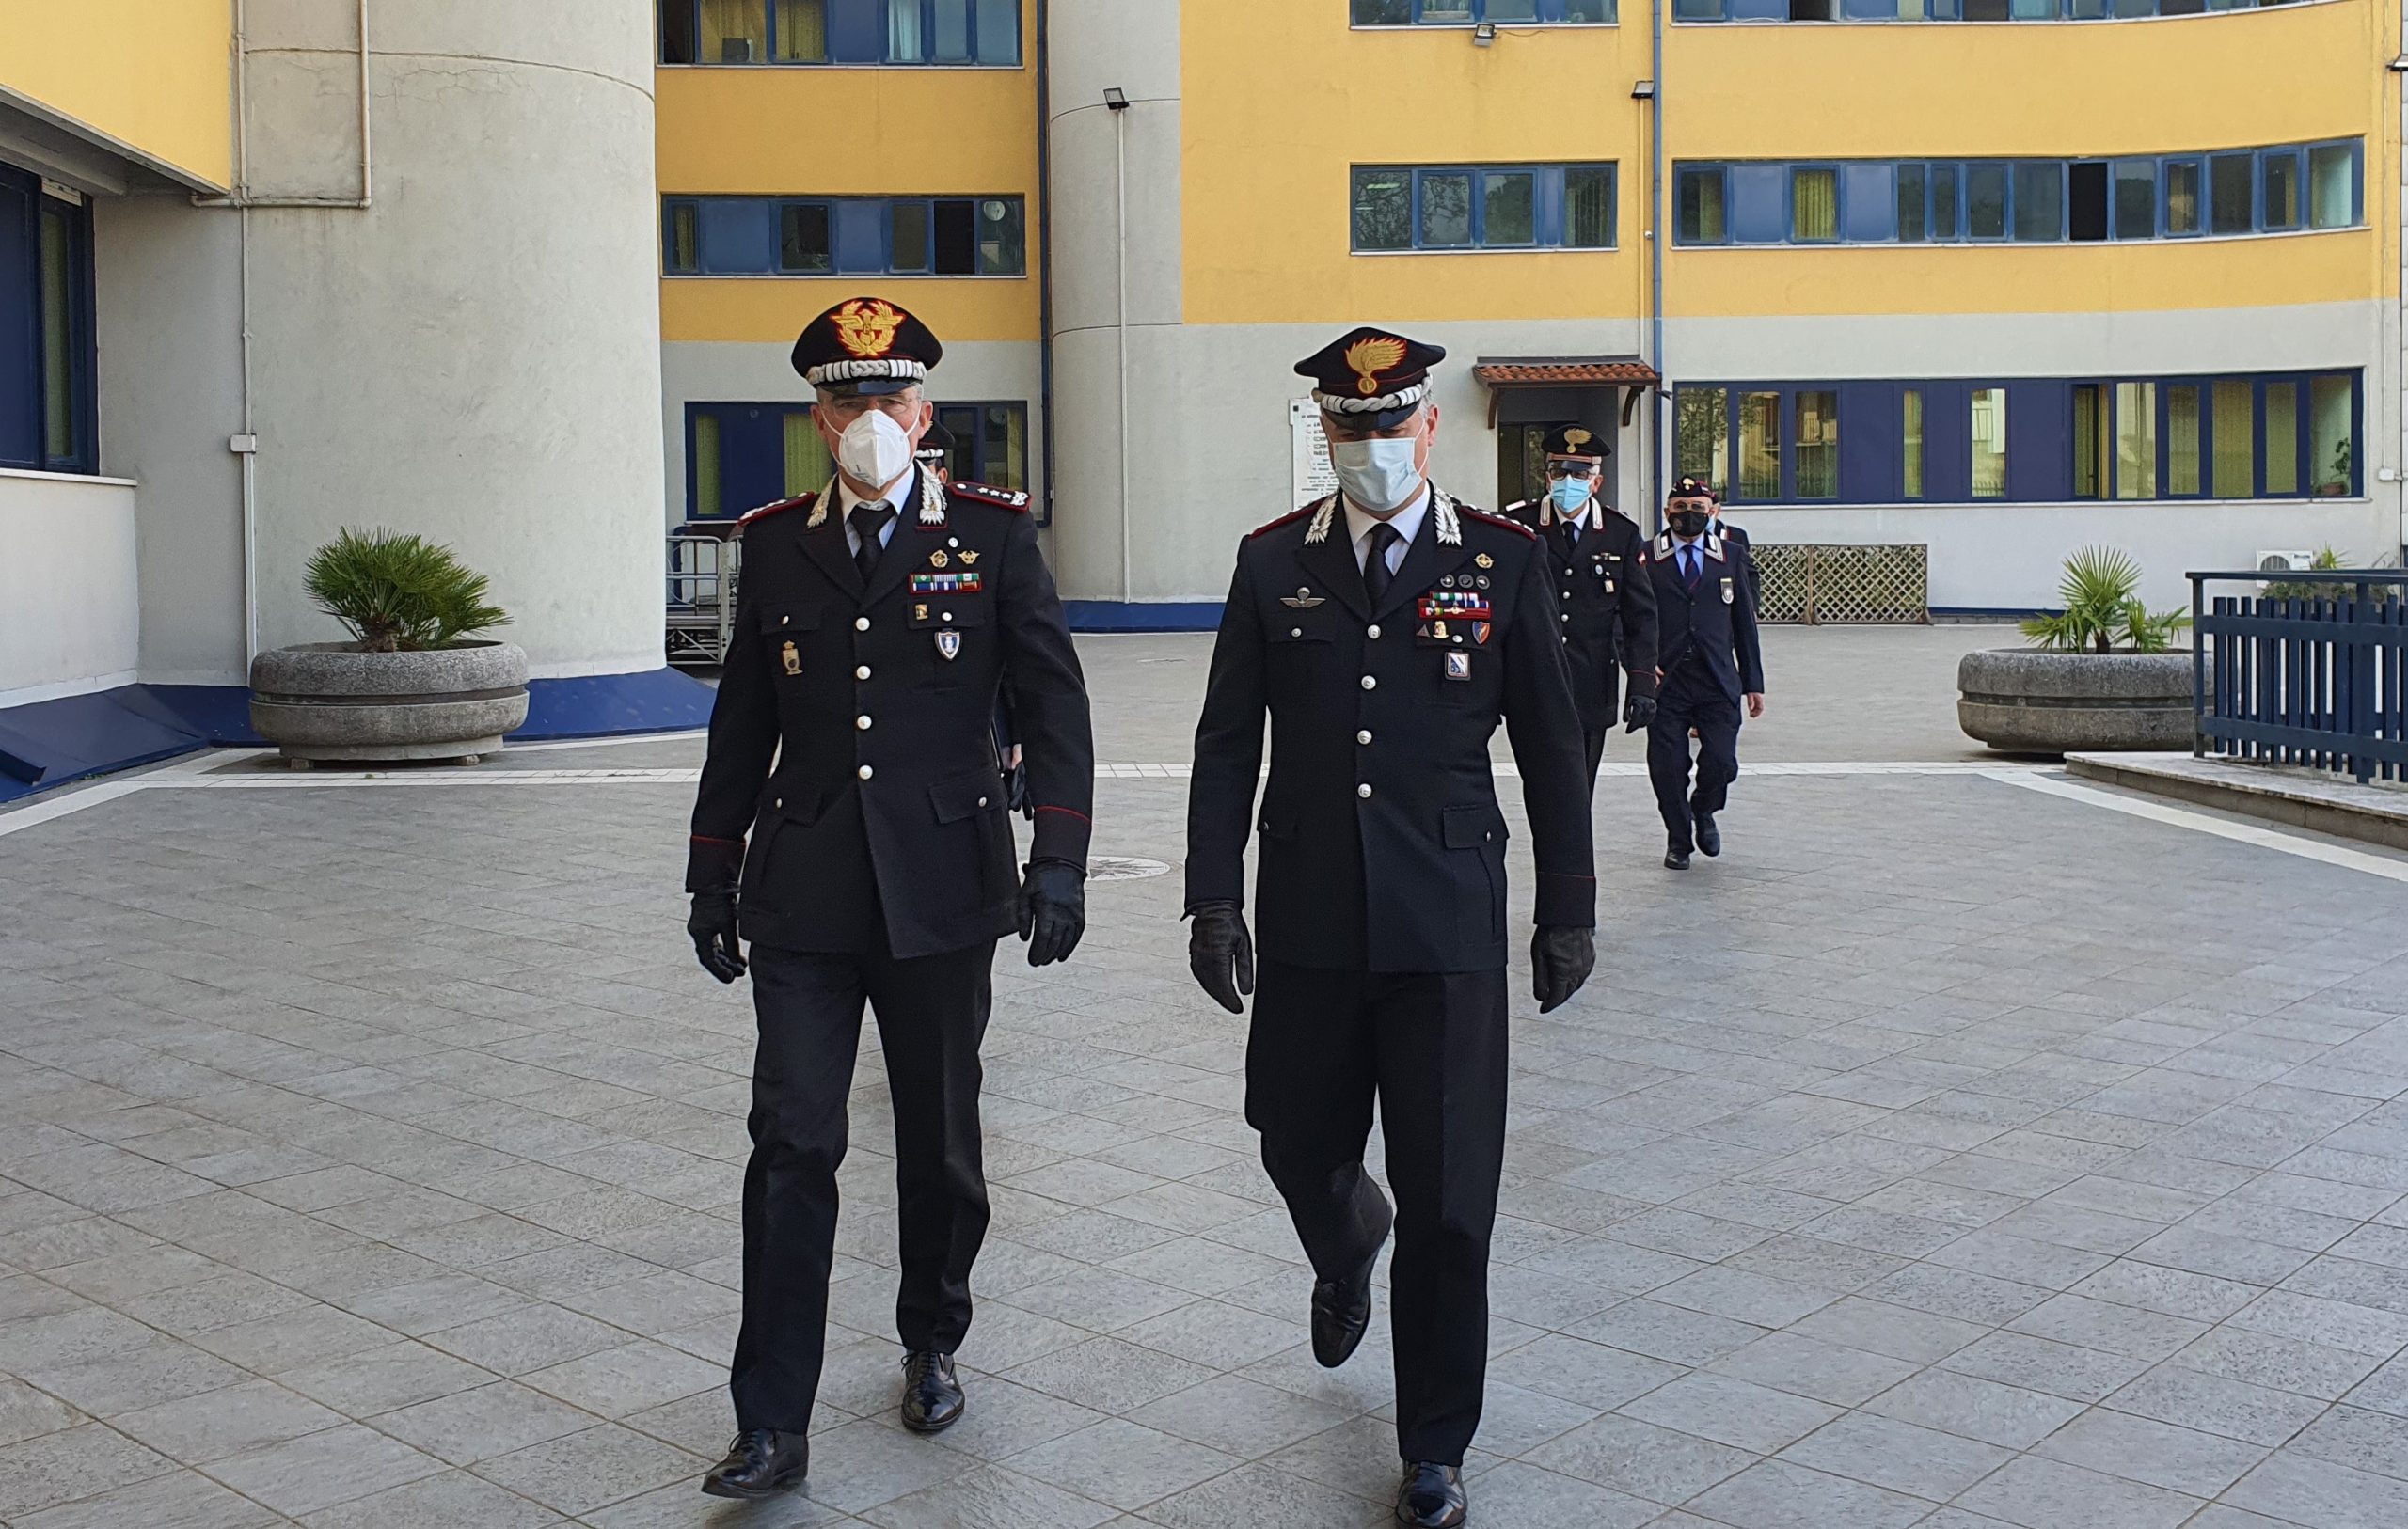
[{"xmin": 1290, "ymin": 399, "xmax": 1339, "ymax": 510}]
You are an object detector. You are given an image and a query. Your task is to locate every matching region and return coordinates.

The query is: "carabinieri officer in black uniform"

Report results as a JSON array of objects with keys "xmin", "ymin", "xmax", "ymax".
[
  {"xmin": 1640, "ymin": 476, "xmax": 1765, "ymax": 871},
  {"xmin": 1185, "ymin": 329, "xmax": 1596, "ymax": 1529},
  {"xmin": 1504, "ymin": 425, "xmax": 1658, "ymax": 793},
  {"xmin": 685, "ymin": 297, "xmax": 1095, "ymax": 1501}
]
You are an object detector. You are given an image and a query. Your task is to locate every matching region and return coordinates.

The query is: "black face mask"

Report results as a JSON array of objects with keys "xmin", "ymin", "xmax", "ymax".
[{"xmin": 1668, "ymin": 509, "xmax": 1711, "ymax": 539}]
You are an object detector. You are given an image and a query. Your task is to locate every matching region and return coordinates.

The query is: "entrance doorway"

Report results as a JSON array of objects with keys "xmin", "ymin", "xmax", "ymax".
[{"xmin": 1498, "ymin": 421, "xmax": 1575, "ymax": 510}]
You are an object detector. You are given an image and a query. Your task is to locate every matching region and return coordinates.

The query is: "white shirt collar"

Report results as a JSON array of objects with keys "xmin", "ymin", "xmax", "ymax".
[{"xmin": 1342, "ymin": 482, "xmax": 1430, "ymax": 571}]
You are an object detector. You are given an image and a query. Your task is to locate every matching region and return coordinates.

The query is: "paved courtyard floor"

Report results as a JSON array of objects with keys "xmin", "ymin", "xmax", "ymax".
[{"xmin": 7, "ymin": 630, "xmax": 2408, "ymax": 1527}]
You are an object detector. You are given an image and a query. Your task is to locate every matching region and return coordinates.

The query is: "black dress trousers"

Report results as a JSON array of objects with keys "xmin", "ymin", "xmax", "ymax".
[
  {"xmin": 1245, "ymin": 958, "xmax": 1510, "ymax": 1466},
  {"xmin": 1647, "ymin": 657, "xmax": 1742, "ymax": 847},
  {"xmin": 732, "ymin": 936, "xmax": 996, "ymax": 1432}
]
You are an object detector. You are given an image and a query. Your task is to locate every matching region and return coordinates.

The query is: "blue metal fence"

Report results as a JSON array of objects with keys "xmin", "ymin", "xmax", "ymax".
[{"xmin": 2192, "ymin": 569, "xmax": 2408, "ymax": 785}]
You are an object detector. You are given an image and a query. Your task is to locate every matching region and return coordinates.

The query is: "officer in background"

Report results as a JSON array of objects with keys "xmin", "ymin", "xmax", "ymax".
[
  {"xmin": 1640, "ymin": 476, "xmax": 1765, "ymax": 870},
  {"xmin": 685, "ymin": 297, "xmax": 1095, "ymax": 1500},
  {"xmin": 1504, "ymin": 426, "xmax": 1657, "ymax": 792},
  {"xmin": 1186, "ymin": 328, "xmax": 1596, "ymax": 1529}
]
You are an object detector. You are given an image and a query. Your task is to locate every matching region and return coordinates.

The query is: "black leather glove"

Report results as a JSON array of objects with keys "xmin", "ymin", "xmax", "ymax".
[
  {"xmin": 1531, "ymin": 925, "xmax": 1594, "ymax": 1014},
  {"xmin": 689, "ymin": 891, "xmax": 745, "ymax": 984},
  {"xmin": 1623, "ymin": 692, "xmax": 1658, "ymax": 733},
  {"xmin": 1187, "ymin": 901, "xmax": 1255, "ymax": 1015},
  {"xmin": 1018, "ymin": 859, "xmax": 1085, "ymax": 967}
]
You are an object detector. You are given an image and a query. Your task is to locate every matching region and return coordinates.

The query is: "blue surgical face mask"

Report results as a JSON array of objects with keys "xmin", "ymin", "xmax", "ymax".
[{"xmin": 1549, "ymin": 478, "xmax": 1592, "ymax": 515}]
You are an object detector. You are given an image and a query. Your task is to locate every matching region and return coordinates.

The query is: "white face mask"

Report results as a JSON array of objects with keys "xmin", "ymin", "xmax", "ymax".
[
  {"xmin": 837, "ymin": 409, "xmax": 916, "ymax": 493},
  {"xmin": 1328, "ymin": 436, "xmax": 1422, "ymax": 514}
]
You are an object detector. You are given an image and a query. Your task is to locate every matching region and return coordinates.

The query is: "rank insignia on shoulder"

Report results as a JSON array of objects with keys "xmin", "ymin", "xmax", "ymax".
[
  {"xmin": 936, "ymin": 630, "xmax": 962, "ymax": 662},
  {"xmin": 1445, "ymin": 652, "xmax": 1471, "ymax": 682},
  {"xmin": 1280, "ymin": 587, "xmax": 1325, "ymax": 608},
  {"xmin": 1475, "ymin": 553, "xmax": 1495, "ymax": 569}
]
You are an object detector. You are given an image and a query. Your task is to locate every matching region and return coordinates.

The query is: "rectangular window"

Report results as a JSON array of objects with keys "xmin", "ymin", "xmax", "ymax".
[
  {"xmin": 1902, "ymin": 388, "xmax": 1925, "ymax": 498},
  {"xmin": 1674, "ymin": 386, "xmax": 1728, "ymax": 487},
  {"xmin": 888, "ymin": 0, "xmax": 923, "ymax": 60},
  {"xmin": 1728, "ymin": 165, "xmax": 1787, "ymax": 244},
  {"xmin": 665, "ymin": 0, "xmax": 1017, "ymax": 64},
  {"xmin": 665, "ymin": 195, "xmax": 1023, "ymax": 276},
  {"xmin": 2068, "ymin": 161, "xmax": 2107, "ymax": 242},
  {"xmin": 1483, "ymin": 170, "xmax": 1537, "ymax": 246},
  {"xmin": 2210, "ymin": 152, "xmax": 2253, "ymax": 234},
  {"xmin": 2211, "ymin": 379, "xmax": 2253, "ymax": 497},
  {"xmin": 2164, "ymin": 159, "xmax": 2201, "ymax": 236},
  {"xmin": 2261, "ymin": 149, "xmax": 2301, "ymax": 232},
  {"xmin": 1930, "ymin": 163, "xmax": 1958, "ymax": 240},
  {"xmin": 774, "ymin": 0, "xmax": 828, "ymax": 60},
  {"xmin": 978, "ymin": 402, "xmax": 1030, "ymax": 491},
  {"xmin": 2167, "ymin": 384, "xmax": 2201, "ymax": 496},
  {"xmin": 1962, "ymin": 0, "xmax": 2009, "ymax": 17},
  {"xmin": 2115, "ymin": 381, "xmax": 2156, "ymax": 499},
  {"xmin": 1967, "ymin": 164, "xmax": 2007, "ymax": 240},
  {"xmin": 1418, "ymin": 172, "xmax": 1473, "ymax": 247},
  {"xmin": 887, "ymin": 200, "xmax": 928, "ymax": 273},
  {"xmin": 1796, "ymin": 390, "xmax": 1838, "ymax": 499},
  {"xmin": 1970, "ymin": 387, "xmax": 2007, "ymax": 498},
  {"xmin": 975, "ymin": 196, "xmax": 1025, "ymax": 275},
  {"xmin": 2309, "ymin": 373, "xmax": 2353, "ymax": 494},
  {"xmin": 665, "ymin": 202, "xmax": 700, "ymax": 273},
  {"xmin": 1353, "ymin": 0, "xmax": 1415, "ymax": 18},
  {"xmin": 2308, "ymin": 142, "xmax": 2354, "ymax": 229},
  {"xmin": 1672, "ymin": 0, "xmax": 1725, "ymax": 16},
  {"xmin": 702, "ymin": 0, "xmax": 767, "ymax": 62},
  {"xmin": 932, "ymin": 0, "xmax": 974, "ymax": 62},
  {"xmin": 34, "ymin": 197, "xmax": 85, "ymax": 467},
  {"xmin": 1676, "ymin": 167, "xmax": 1726, "ymax": 244},
  {"xmin": 1896, "ymin": 165, "xmax": 1926, "ymax": 242},
  {"xmin": 2073, "ymin": 386, "xmax": 2104, "ymax": 499},
  {"xmin": 2013, "ymin": 162, "xmax": 2062, "ymax": 242},
  {"xmin": 1737, "ymin": 391, "xmax": 1781, "ymax": 500},
  {"xmin": 2266, "ymin": 381, "xmax": 2298, "ymax": 495},
  {"xmin": 1791, "ymin": 167, "xmax": 1838, "ymax": 243},
  {"xmin": 692, "ymin": 412, "xmax": 723, "ymax": 516},
  {"xmin": 931, "ymin": 197, "xmax": 978, "ymax": 274},
  {"xmin": 1842, "ymin": 164, "xmax": 1894, "ymax": 243},
  {"xmin": 781, "ymin": 202, "xmax": 832, "ymax": 273},
  {"xmin": 784, "ymin": 408, "xmax": 832, "ymax": 496},
  {"xmin": 1564, "ymin": 166, "xmax": 1614, "ymax": 248},
  {"xmin": 2112, "ymin": 160, "xmax": 2155, "ymax": 239},
  {"xmin": 1354, "ymin": 0, "xmax": 1615, "ymax": 19},
  {"xmin": 1352, "ymin": 167, "xmax": 1413, "ymax": 251},
  {"xmin": 975, "ymin": 0, "xmax": 1022, "ymax": 64}
]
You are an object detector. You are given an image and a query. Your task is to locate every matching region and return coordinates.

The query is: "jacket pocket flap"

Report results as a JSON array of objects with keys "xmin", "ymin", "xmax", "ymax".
[
  {"xmin": 1441, "ymin": 804, "xmax": 1508, "ymax": 849},
  {"xmin": 908, "ymin": 600, "xmax": 990, "ymax": 630},
  {"xmin": 929, "ymin": 768, "xmax": 1001, "ymax": 824},
  {"xmin": 1269, "ymin": 625, "xmax": 1331, "ymax": 644},
  {"xmin": 756, "ymin": 603, "xmax": 821, "ymax": 635}
]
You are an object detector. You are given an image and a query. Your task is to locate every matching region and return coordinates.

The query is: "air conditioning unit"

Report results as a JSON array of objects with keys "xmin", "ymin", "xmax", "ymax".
[{"xmin": 2256, "ymin": 549, "xmax": 2318, "ymax": 575}]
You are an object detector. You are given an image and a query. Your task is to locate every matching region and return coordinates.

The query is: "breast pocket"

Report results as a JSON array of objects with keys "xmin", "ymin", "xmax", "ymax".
[
  {"xmin": 756, "ymin": 604, "xmax": 821, "ymax": 679},
  {"xmin": 1266, "ymin": 623, "xmax": 1334, "ymax": 701}
]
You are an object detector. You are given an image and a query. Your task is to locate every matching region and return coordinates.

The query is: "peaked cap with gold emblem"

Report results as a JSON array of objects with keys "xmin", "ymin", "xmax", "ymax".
[
  {"xmin": 791, "ymin": 296, "xmax": 944, "ymax": 395},
  {"xmin": 1543, "ymin": 424, "xmax": 1608, "ymax": 463},
  {"xmin": 1295, "ymin": 326, "xmax": 1447, "ymax": 431},
  {"xmin": 1669, "ymin": 474, "xmax": 1720, "ymax": 504}
]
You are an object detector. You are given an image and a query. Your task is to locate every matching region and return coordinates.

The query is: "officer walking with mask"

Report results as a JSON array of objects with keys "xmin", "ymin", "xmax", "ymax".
[
  {"xmin": 1640, "ymin": 476, "xmax": 1765, "ymax": 870},
  {"xmin": 685, "ymin": 297, "xmax": 1095, "ymax": 1500},
  {"xmin": 1186, "ymin": 328, "xmax": 1596, "ymax": 1529},
  {"xmin": 1504, "ymin": 426, "xmax": 1658, "ymax": 793}
]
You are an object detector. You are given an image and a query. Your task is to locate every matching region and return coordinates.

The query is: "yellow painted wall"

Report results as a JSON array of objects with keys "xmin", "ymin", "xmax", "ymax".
[
  {"xmin": 0, "ymin": 0, "xmax": 233, "ymax": 191},
  {"xmin": 1180, "ymin": 0, "xmax": 2396, "ymax": 323},
  {"xmin": 655, "ymin": 9, "xmax": 1041, "ymax": 343}
]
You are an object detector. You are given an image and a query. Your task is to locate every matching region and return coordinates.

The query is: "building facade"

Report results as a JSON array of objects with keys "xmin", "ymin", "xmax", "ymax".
[{"xmin": 660, "ymin": 0, "xmax": 2404, "ymax": 616}]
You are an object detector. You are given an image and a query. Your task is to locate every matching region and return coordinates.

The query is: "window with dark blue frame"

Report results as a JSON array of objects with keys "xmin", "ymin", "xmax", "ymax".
[
  {"xmin": 1672, "ymin": 140, "xmax": 2361, "ymax": 245},
  {"xmin": 659, "ymin": 0, "xmax": 1022, "ymax": 66},
  {"xmin": 0, "ymin": 164, "xmax": 96, "ymax": 474},
  {"xmin": 687, "ymin": 400, "xmax": 1029, "ymax": 520},
  {"xmin": 1677, "ymin": 0, "xmax": 2296, "ymax": 19},
  {"xmin": 663, "ymin": 196, "xmax": 1025, "ymax": 276},
  {"xmin": 1352, "ymin": 164, "xmax": 1615, "ymax": 252},
  {"xmin": 1672, "ymin": 370, "xmax": 2360, "ymax": 506},
  {"xmin": 1351, "ymin": 0, "xmax": 1615, "ymax": 24}
]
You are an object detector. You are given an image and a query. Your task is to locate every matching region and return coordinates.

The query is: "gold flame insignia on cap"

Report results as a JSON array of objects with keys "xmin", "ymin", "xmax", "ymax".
[
  {"xmin": 833, "ymin": 299, "xmax": 907, "ymax": 360},
  {"xmin": 1343, "ymin": 335, "xmax": 1409, "ymax": 397},
  {"xmin": 1563, "ymin": 427, "xmax": 1593, "ymax": 450}
]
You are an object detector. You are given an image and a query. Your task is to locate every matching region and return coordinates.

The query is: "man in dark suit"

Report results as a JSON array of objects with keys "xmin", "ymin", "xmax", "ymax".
[
  {"xmin": 1504, "ymin": 425, "xmax": 1658, "ymax": 791},
  {"xmin": 684, "ymin": 297, "xmax": 1094, "ymax": 1500},
  {"xmin": 1640, "ymin": 476, "xmax": 1766, "ymax": 870},
  {"xmin": 1185, "ymin": 328, "xmax": 1596, "ymax": 1529}
]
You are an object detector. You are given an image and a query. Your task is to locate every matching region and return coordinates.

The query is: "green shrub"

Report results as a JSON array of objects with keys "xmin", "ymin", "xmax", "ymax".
[
  {"xmin": 2020, "ymin": 545, "xmax": 2189, "ymax": 655},
  {"xmin": 305, "ymin": 528, "xmax": 509, "ymax": 653}
]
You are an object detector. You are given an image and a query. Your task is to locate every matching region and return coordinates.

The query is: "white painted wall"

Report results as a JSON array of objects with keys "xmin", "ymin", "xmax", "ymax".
[{"xmin": 0, "ymin": 471, "xmax": 140, "ymax": 706}]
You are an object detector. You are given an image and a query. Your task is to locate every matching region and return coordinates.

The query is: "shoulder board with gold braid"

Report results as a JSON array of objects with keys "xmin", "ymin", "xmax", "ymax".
[
  {"xmin": 737, "ymin": 493, "xmax": 816, "ymax": 528},
  {"xmin": 1248, "ymin": 504, "xmax": 1320, "ymax": 539},
  {"xmin": 1462, "ymin": 506, "xmax": 1539, "ymax": 541},
  {"xmin": 950, "ymin": 481, "xmax": 1032, "ymax": 511}
]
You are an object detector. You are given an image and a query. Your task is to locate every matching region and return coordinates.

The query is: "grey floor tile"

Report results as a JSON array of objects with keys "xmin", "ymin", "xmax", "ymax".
[
  {"xmin": 1681, "ymin": 1459, "xmax": 1930, "ymax": 1529},
  {"xmin": 1861, "ymin": 1370, "xmax": 2084, "ymax": 1451},
  {"xmin": 1777, "ymin": 1411, "xmax": 2011, "ymax": 1501},
  {"xmin": 1133, "ymin": 1461, "xmax": 1386, "ymax": 1529},
  {"xmin": 519, "ymin": 1339, "xmax": 721, "ymax": 1419},
  {"xmin": 7, "ymin": 1469, "xmax": 286, "ymax": 1529},
  {"xmin": 299, "ymin": 1466, "xmax": 566, "ymax": 1528},
  {"xmin": 1705, "ymin": 1331, "xmax": 1920, "ymax": 1407},
  {"xmin": 205, "ymin": 1422, "xmax": 448, "ymax": 1517},
  {"xmin": 1448, "ymin": 1460, "xmax": 1658, "ymax": 1529},
  {"xmin": 859, "ymin": 1462, "xmax": 1122, "ymax": 1529},
  {"xmin": 2289, "ymin": 1402, "xmax": 2408, "ymax": 1481},
  {"xmin": 1615, "ymin": 1373, "xmax": 1839, "ymax": 1455},
  {"xmin": 1006, "ymin": 1418, "xmax": 1239, "ymax": 1510},
  {"xmin": 2101, "ymin": 1363, "xmax": 2327, "ymax": 1447},
  {"xmin": 1127, "ymin": 1376, "xmax": 1360, "ymax": 1460},
  {"xmin": 1523, "ymin": 1414, "xmax": 1752, "ymax": 1504},
  {"xmin": 469, "ymin": 1421, "xmax": 705, "ymax": 1517},
  {"xmin": 0, "ymin": 1423, "xmax": 177, "ymax": 1519},
  {"xmin": 1952, "ymin": 1455, "xmax": 2201, "ymax": 1529},
  {"xmin": 370, "ymin": 1379, "xmax": 600, "ymax": 1466},
  {"xmin": 2029, "ymin": 1405, "xmax": 2267, "ymax": 1495},
  {"xmin": 2224, "ymin": 1449, "xmax": 2408, "ymax": 1529},
  {"xmin": 115, "ymin": 1378, "xmax": 346, "ymax": 1463}
]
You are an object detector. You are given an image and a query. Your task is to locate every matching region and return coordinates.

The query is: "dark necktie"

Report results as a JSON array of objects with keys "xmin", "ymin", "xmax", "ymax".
[
  {"xmin": 1681, "ymin": 545, "xmax": 1702, "ymax": 591},
  {"xmin": 1562, "ymin": 518, "xmax": 1581, "ymax": 557},
  {"xmin": 1362, "ymin": 522, "xmax": 1402, "ymax": 607},
  {"xmin": 848, "ymin": 502, "xmax": 894, "ymax": 584}
]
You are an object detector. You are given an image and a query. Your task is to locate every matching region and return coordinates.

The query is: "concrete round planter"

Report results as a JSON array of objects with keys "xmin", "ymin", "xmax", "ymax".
[
  {"xmin": 1957, "ymin": 648, "xmax": 2195, "ymax": 755},
  {"xmin": 249, "ymin": 641, "xmax": 529, "ymax": 765}
]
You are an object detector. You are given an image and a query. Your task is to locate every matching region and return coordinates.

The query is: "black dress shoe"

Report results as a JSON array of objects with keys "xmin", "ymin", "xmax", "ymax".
[
  {"xmin": 1311, "ymin": 1201, "xmax": 1390, "ymax": 1369},
  {"xmin": 1694, "ymin": 812, "xmax": 1721, "ymax": 858},
  {"xmin": 900, "ymin": 1350, "xmax": 965, "ymax": 1433},
  {"xmin": 1396, "ymin": 1461, "xmax": 1467, "ymax": 1528},
  {"xmin": 701, "ymin": 1428, "xmax": 807, "ymax": 1499},
  {"xmin": 1665, "ymin": 837, "xmax": 1692, "ymax": 870}
]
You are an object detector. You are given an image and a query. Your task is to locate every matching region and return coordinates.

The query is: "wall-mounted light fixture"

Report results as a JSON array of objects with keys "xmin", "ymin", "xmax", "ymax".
[
  {"xmin": 1472, "ymin": 23, "xmax": 1497, "ymax": 44},
  {"xmin": 1630, "ymin": 80, "xmax": 1656, "ymax": 100},
  {"xmin": 1103, "ymin": 87, "xmax": 1129, "ymax": 109}
]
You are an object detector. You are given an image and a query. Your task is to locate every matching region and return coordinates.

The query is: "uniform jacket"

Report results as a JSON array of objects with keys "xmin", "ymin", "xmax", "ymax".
[
  {"xmin": 1641, "ymin": 531, "xmax": 1766, "ymax": 705},
  {"xmin": 1504, "ymin": 498, "xmax": 1659, "ymax": 730},
  {"xmin": 688, "ymin": 468, "xmax": 1094, "ymax": 960},
  {"xmin": 1186, "ymin": 489, "xmax": 1595, "ymax": 974}
]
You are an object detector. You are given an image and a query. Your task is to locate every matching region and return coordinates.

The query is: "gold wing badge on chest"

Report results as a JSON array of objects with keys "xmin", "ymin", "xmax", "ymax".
[{"xmin": 1280, "ymin": 587, "xmax": 1325, "ymax": 609}]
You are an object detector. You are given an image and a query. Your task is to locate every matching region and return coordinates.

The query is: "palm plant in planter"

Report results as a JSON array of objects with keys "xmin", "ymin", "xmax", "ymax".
[
  {"xmin": 251, "ymin": 528, "xmax": 530, "ymax": 766},
  {"xmin": 1958, "ymin": 545, "xmax": 2196, "ymax": 754}
]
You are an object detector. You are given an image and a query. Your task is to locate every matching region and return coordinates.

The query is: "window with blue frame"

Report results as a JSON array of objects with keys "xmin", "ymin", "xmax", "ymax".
[
  {"xmin": 687, "ymin": 400, "xmax": 1028, "ymax": 519},
  {"xmin": 1672, "ymin": 370, "xmax": 2359, "ymax": 507},
  {"xmin": 1351, "ymin": 0, "xmax": 1615, "ymax": 24},
  {"xmin": 1352, "ymin": 164, "xmax": 1615, "ymax": 252},
  {"xmin": 1676, "ymin": 0, "xmax": 2297, "ymax": 20},
  {"xmin": 660, "ymin": 0, "xmax": 1022, "ymax": 66},
  {"xmin": 0, "ymin": 164, "xmax": 96, "ymax": 474},
  {"xmin": 1672, "ymin": 140, "xmax": 2361, "ymax": 245},
  {"xmin": 663, "ymin": 196, "xmax": 1025, "ymax": 276}
]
